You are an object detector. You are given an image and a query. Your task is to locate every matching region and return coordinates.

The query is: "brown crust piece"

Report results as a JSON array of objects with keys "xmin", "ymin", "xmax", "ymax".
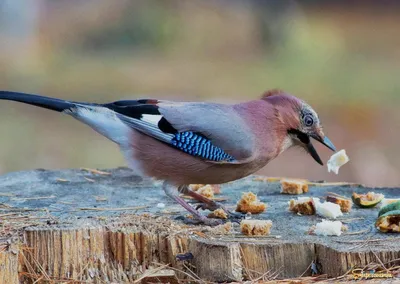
[
  {"xmin": 197, "ymin": 185, "xmax": 214, "ymax": 199},
  {"xmin": 281, "ymin": 179, "xmax": 309, "ymax": 195},
  {"xmin": 326, "ymin": 195, "xmax": 352, "ymax": 213},
  {"xmin": 208, "ymin": 208, "xmax": 228, "ymax": 219},
  {"xmin": 240, "ymin": 220, "xmax": 272, "ymax": 236},
  {"xmin": 189, "ymin": 184, "xmax": 221, "ymax": 195},
  {"xmin": 236, "ymin": 192, "xmax": 267, "ymax": 214},
  {"xmin": 289, "ymin": 198, "xmax": 316, "ymax": 215}
]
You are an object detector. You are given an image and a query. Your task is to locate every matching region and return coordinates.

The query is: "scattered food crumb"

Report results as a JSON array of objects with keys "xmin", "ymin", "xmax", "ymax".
[
  {"xmin": 208, "ymin": 208, "xmax": 228, "ymax": 219},
  {"xmin": 327, "ymin": 149, "xmax": 350, "ymax": 174},
  {"xmin": 315, "ymin": 201, "xmax": 343, "ymax": 219},
  {"xmin": 189, "ymin": 184, "xmax": 204, "ymax": 191},
  {"xmin": 281, "ymin": 179, "xmax": 308, "ymax": 194},
  {"xmin": 289, "ymin": 197, "xmax": 318, "ymax": 215},
  {"xmin": 197, "ymin": 185, "xmax": 215, "ymax": 199},
  {"xmin": 189, "ymin": 184, "xmax": 221, "ymax": 195},
  {"xmin": 212, "ymin": 222, "xmax": 232, "ymax": 234},
  {"xmin": 326, "ymin": 194, "xmax": 352, "ymax": 213},
  {"xmin": 240, "ymin": 220, "xmax": 272, "ymax": 236},
  {"xmin": 236, "ymin": 192, "xmax": 266, "ymax": 214},
  {"xmin": 313, "ymin": 220, "xmax": 343, "ymax": 236}
]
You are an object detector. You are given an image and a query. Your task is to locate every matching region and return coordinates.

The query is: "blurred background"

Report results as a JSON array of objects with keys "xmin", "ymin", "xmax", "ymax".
[{"xmin": 0, "ymin": 0, "xmax": 399, "ymax": 187}]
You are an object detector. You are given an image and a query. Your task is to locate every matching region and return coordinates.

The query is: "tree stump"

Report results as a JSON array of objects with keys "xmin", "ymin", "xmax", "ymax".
[{"xmin": 0, "ymin": 167, "xmax": 398, "ymax": 283}]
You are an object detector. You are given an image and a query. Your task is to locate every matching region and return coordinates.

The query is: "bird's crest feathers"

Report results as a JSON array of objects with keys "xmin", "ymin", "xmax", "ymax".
[{"xmin": 261, "ymin": 89, "xmax": 285, "ymax": 99}]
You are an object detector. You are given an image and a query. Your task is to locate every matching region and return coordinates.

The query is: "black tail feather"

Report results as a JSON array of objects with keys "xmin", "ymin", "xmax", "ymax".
[{"xmin": 0, "ymin": 91, "xmax": 75, "ymax": 112}]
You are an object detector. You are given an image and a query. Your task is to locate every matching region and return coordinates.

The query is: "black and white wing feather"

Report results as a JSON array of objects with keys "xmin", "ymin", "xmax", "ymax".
[{"xmin": 98, "ymin": 99, "xmax": 238, "ymax": 162}]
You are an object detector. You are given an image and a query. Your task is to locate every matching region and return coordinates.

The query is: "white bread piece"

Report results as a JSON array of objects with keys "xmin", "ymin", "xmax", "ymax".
[
  {"xmin": 315, "ymin": 201, "xmax": 343, "ymax": 219},
  {"xmin": 327, "ymin": 149, "xmax": 350, "ymax": 174},
  {"xmin": 314, "ymin": 220, "xmax": 343, "ymax": 236}
]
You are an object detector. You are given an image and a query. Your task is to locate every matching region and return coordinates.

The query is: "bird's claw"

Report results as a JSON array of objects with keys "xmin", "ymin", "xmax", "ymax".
[
  {"xmin": 194, "ymin": 202, "xmax": 245, "ymax": 223},
  {"xmin": 226, "ymin": 211, "xmax": 246, "ymax": 224},
  {"xmin": 195, "ymin": 201, "xmax": 226, "ymax": 212},
  {"xmin": 195, "ymin": 203, "xmax": 217, "ymax": 211}
]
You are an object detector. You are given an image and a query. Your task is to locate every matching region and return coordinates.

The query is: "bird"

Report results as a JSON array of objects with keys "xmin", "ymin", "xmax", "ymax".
[{"xmin": 0, "ymin": 89, "xmax": 336, "ymax": 225}]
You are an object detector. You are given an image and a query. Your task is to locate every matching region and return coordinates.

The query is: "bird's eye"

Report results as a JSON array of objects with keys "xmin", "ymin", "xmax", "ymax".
[{"xmin": 304, "ymin": 115, "xmax": 314, "ymax": 127}]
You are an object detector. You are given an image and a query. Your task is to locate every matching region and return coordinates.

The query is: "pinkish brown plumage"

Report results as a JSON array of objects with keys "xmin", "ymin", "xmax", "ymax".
[{"xmin": 0, "ymin": 89, "xmax": 336, "ymax": 225}]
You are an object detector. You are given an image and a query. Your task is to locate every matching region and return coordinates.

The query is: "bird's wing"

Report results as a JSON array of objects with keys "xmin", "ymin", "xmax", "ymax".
[{"xmin": 99, "ymin": 99, "xmax": 256, "ymax": 164}]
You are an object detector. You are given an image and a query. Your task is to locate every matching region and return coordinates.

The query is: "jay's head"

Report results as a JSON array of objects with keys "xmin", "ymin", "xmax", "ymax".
[{"xmin": 263, "ymin": 90, "xmax": 336, "ymax": 165}]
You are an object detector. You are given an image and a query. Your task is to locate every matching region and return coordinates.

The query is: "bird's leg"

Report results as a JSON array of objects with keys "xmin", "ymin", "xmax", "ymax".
[
  {"xmin": 162, "ymin": 182, "xmax": 223, "ymax": 226},
  {"xmin": 178, "ymin": 185, "xmax": 245, "ymax": 222}
]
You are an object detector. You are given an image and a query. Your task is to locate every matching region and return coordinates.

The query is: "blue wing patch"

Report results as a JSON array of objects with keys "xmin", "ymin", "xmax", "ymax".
[{"xmin": 171, "ymin": 131, "xmax": 235, "ymax": 162}]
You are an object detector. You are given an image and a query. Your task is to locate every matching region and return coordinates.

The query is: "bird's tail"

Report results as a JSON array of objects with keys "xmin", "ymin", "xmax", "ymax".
[
  {"xmin": 0, "ymin": 91, "xmax": 77, "ymax": 112},
  {"xmin": 0, "ymin": 91, "xmax": 130, "ymax": 145}
]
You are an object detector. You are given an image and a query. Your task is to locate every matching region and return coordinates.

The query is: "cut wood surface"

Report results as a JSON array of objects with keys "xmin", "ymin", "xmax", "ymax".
[{"xmin": 0, "ymin": 167, "xmax": 398, "ymax": 283}]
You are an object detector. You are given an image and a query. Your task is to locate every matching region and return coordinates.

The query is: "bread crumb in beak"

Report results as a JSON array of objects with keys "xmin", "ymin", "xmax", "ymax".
[{"xmin": 327, "ymin": 149, "xmax": 349, "ymax": 174}]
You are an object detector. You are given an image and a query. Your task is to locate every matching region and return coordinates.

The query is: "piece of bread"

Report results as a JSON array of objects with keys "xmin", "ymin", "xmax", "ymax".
[
  {"xmin": 281, "ymin": 179, "xmax": 309, "ymax": 195},
  {"xmin": 197, "ymin": 185, "xmax": 214, "ymax": 199},
  {"xmin": 326, "ymin": 195, "xmax": 352, "ymax": 213},
  {"xmin": 189, "ymin": 184, "xmax": 221, "ymax": 195},
  {"xmin": 313, "ymin": 220, "xmax": 343, "ymax": 236},
  {"xmin": 327, "ymin": 149, "xmax": 350, "ymax": 174},
  {"xmin": 236, "ymin": 192, "xmax": 267, "ymax": 214},
  {"xmin": 208, "ymin": 208, "xmax": 228, "ymax": 219},
  {"xmin": 189, "ymin": 184, "xmax": 205, "ymax": 191},
  {"xmin": 240, "ymin": 220, "xmax": 272, "ymax": 236},
  {"xmin": 315, "ymin": 201, "xmax": 343, "ymax": 219},
  {"xmin": 289, "ymin": 197, "xmax": 318, "ymax": 215}
]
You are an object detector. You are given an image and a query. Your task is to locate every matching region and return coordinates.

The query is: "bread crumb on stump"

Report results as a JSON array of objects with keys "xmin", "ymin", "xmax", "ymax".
[
  {"xmin": 213, "ymin": 222, "xmax": 232, "ymax": 234},
  {"xmin": 236, "ymin": 192, "xmax": 267, "ymax": 214},
  {"xmin": 196, "ymin": 185, "xmax": 214, "ymax": 199},
  {"xmin": 189, "ymin": 184, "xmax": 221, "ymax": 195},
  {"xmin": 208, "ymin": 208, "xmax": 228, "ymax": 219},
  {"xmin": 310, "ymin": 220, "xmax": 344, "ymax": 236},
  {"xmin": 326, "ymin": 195, "xmax": 352, "ymax": 213},
  {"xmin": 281, "ymin": 179, "xmax": 309, "ymax": 194},
  {"xmin": 240, "ymin": 220, "xmax": 272, "ymax": 236},
  {"xmin": 315, "ymin": 201, "xmax": 343, "ymax": 219},
  {"xmin": 289, "ymin": 198, "xmax": 318, "ymax": 215}
]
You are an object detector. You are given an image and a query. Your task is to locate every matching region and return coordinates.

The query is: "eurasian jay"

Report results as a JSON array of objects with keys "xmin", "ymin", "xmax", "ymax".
[{"xmin": 0, "ymin": 90, "xmax": 336, "ymax": 225}]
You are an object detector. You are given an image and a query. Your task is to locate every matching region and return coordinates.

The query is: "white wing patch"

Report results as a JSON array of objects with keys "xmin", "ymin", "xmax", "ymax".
[
  {"xmin": 64, "ymin": 106, "xmax": 132, "ymax": 146},
  {"xmin": 141, "ymin": 114, "xmax": 162, "ymax": 125}
]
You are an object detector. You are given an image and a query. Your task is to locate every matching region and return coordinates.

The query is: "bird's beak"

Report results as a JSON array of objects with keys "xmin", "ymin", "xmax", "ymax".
[
  {"xmin": 311, "ymin": 135, "xmax": 336, "ymax": 152},
  {"xmin": 289, "ymin": 129, "xmax": 336, "ymax": 166},
  {"xmin": 306, "ymin": 141, "xmax": 323, "ymax": 165},
  {"xmin": 307, "ymin": 134, "xmax": 336, "ymax": 166}
]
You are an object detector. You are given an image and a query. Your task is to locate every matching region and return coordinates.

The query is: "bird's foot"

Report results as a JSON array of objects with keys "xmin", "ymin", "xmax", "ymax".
[
  {"xmin": 195, "ymin": 200, "xmax": 226, "ymax": 212},
  {"xmin": 226, "ymin": 211, "xmax": 246, "ymax": 224},
  {"xmin": 195, "ymin": 202, "xmax": 245, "ymax": 224}
]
